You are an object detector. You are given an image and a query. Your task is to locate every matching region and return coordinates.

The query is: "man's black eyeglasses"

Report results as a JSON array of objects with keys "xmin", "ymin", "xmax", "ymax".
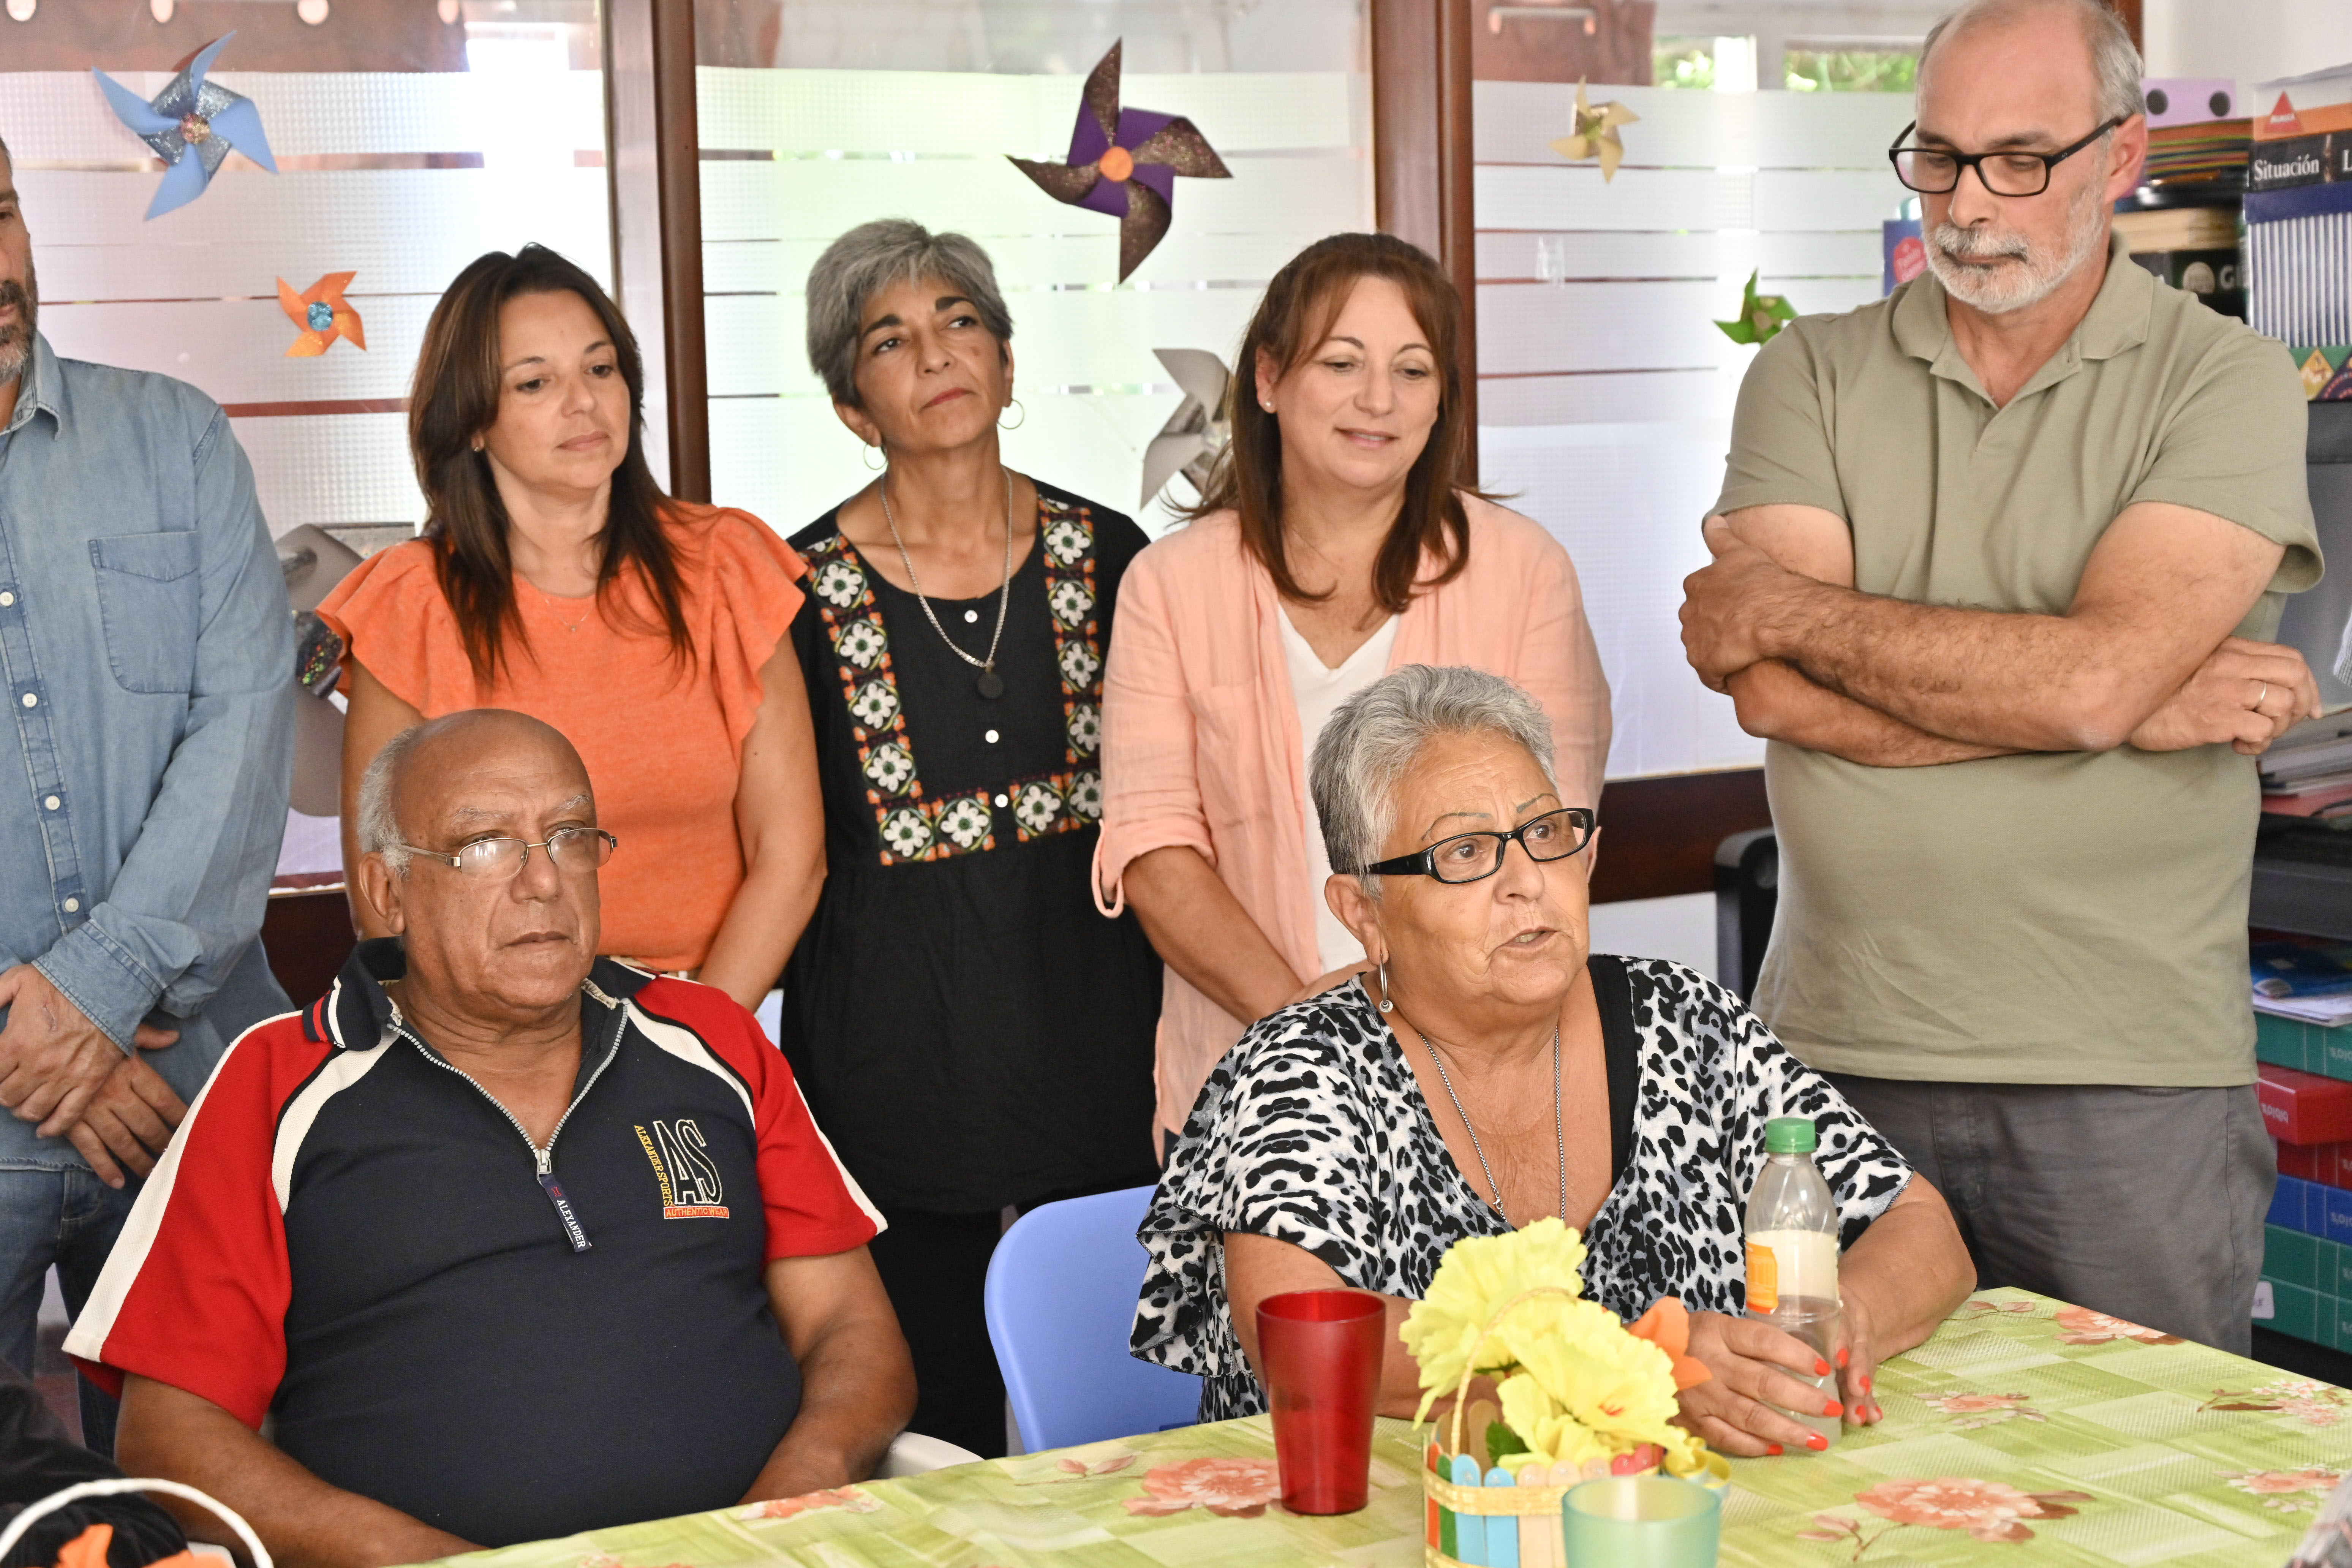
[
  {"xmin": 1887, "ymin": 117, "xmax": 2124, "ymax": 198},
  {"xmin": 1364, "ymin": 807, "xmax": 1596, "ymax": 885}
]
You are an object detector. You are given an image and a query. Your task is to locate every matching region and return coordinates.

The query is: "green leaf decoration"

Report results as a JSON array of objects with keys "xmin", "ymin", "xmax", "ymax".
[
  {"xmin": 1485, "ymin": 1421, "xmax": 1530, "ymax": 1462},
  {"xmin": 1714, "ymin": 269, "xmax": 1799, "ymax": 345}
]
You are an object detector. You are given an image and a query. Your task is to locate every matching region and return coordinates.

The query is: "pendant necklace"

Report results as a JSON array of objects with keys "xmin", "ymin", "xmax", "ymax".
[
  {"xmin": 531, "ymin": 581, "xmax": 591, "ymax": 634},
  {"xmin": 881, "ymin": 468, "xmax": 1017, "ymax": 700},
  {"xmin": 1415, "ymin": 1023, "xmax": 1566, "ymax": 1228}
]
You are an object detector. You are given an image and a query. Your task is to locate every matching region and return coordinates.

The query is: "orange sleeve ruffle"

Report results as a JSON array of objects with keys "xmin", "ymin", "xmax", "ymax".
[
  {"xmin": 677, "ymin": 504, "xmax": 808, "ymax": 756},
  {"xmin": 311, "ymin": 537, "xmax": 469, "ymax": 714}
]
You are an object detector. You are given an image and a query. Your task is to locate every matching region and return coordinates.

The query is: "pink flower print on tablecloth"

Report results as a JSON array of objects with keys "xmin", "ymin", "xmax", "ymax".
[
  {"xmin": 2202, "ymin": 1378, "xmax": 2352, "ymax": 1428},
  {"xmin": 736, "ymin": 1487, "xmax": 879, "ymax": 1521},
  {"xmin": 1924, "ymin": 1393, "xmax": 2045, "ymax": 1430},
  {"xmin": 2227, "ymin": 1468, "xmax": 2344, "ymax": 1511},
  {"xmin": 1123, "ymin": 1456, "xmax": 1282, "ymax": 1517},
  {"xmin": 1800, "ymin": 1477, "xmax": 2092, "ymax": 1558},
  {"xmin": 2054, "ymin": 1305, "xmax": 2184, "ymax": 1346}
]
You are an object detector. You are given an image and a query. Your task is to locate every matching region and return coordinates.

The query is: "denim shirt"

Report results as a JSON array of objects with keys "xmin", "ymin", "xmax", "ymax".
[{"xmin": 0, "ymin": 335, "xmax": 294, "ymax": 1169}]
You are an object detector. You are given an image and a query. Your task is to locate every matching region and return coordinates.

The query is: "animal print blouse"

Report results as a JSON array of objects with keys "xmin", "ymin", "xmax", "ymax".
[{"xmin": 1130, "ymin": 955, "xmax": 1914, "ymax": 1420}]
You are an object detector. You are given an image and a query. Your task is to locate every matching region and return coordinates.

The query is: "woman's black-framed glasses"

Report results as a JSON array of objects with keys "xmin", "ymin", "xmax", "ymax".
[
  {"xmin": 1887, "ymin": 117, "xmax": 2124, "ymax": 197},
  {"xmin": 396, "ymin": 827, "xmax": 618, "ymax": 880},
  {"xmin": 1365, "ymin": 806, "xmax": 1596, "ymax": 885}
]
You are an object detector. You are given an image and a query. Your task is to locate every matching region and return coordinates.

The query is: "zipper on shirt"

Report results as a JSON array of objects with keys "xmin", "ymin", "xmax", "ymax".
[{"xmin": 392, "ymin": 988, "xmax": 626, "ymax": 1253}]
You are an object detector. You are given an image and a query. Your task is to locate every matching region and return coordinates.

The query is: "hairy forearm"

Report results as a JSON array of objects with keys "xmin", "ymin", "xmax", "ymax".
[
  {"xmin": 741, "ymin": 1318, "xmax": 916, "ymax": 1500},
  {"xmin": 1728, "ymin": 662, "xmax": 2015, "ymax": 767},
  {"xmin": 700, "ymin": 851, "xmax": 824, "ymax": 1011},
  {"xmin": 1839, "ymin": 1192, "xmax": 1976, "ymax": 1362},
  {"xmin": 118, "ymin": 1377, "xmax": 470, "ymax": 1568},
  {"xmin": 1122, "ymin": 847, "xmax": 1303, "ymax": 1027},
  {"xmin": 1762, "ymin": 582, "xmax": 2170, "ymax": 753}
]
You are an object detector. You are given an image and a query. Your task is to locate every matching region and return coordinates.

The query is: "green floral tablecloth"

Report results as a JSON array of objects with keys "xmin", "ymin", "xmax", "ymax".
[{"xmin": 421, "ymin": 1290, "xmax": 2352, "ymax": 1568}]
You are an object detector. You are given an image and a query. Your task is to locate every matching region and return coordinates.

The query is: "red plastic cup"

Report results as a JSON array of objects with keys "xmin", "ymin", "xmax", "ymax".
[{"xmin": 1257, "ymin": 1288, "xmax": 1386, "ymax": 1514}]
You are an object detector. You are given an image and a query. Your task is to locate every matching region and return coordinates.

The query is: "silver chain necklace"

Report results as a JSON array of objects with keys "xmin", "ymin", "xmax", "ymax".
[
  {"xmin": 1416, "ymin": 1024, "xmax": 1566, "ymax": 1228},
  {"xmin": 879, "ymin": 467, "xmax": 1016, "ymax": 700}
]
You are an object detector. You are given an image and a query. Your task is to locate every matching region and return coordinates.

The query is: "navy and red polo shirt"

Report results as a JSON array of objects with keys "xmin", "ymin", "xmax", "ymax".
[{"xmin": 65, "ymin": 940, "xmax": 883, "ymax": 1548}]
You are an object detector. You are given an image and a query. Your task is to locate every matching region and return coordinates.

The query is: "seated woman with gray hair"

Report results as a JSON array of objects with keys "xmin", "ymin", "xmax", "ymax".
[
  {"xmin": 1131, "ymin": 665, "xmax": 1976, "ymax": 1454},
  {"xmin": 779, "ymin": 220, "xmax": 1162, "ymax": 1459}
]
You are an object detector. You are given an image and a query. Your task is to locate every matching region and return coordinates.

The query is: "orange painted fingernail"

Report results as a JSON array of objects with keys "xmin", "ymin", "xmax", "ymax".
[
  {"xmin": 1806, "ymin": 1434, "xmax": 1829, "ymax": 1451},
  {"xmin": 1815, "ymin": 1358, "xmax": 1832, "ymax": 1377},
  {"xmin": 1836, "ymin": 1347, "xmax": 1849, "ymax": 1369},
  {"xmin": 1765, "ymin": 1444, "xmax": 1783, "ymax": 1456},
  {"xmin": 1823, "ymin": 1401, "xmax": 1845, "ymax": 1418},
  {"xmin": 1860, "ymin": 1374, "xmax": 1873, "ymax": 1394}
]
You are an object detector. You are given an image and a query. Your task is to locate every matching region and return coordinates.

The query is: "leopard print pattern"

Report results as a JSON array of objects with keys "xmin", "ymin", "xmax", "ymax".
[{"xmin": 1130, "ymin": 958, "xmax": 1914, "ymax": 1421}]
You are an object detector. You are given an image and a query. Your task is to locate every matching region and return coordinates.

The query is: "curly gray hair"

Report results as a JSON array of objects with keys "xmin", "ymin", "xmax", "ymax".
[
  {"xmin": 1310, "ymin": 665, "xmax": 1559, "ymax": 888},
  {"xmin": 355, "ymin": 725, "xmax": 427, "ymax": 875},
  {"xmin": 1919, "ymin": 0, "xmax": 2143, "ymax": 127},
  {"xmin": 803, "ymin": 219, "xmax": 1014, "ymax": 409}
]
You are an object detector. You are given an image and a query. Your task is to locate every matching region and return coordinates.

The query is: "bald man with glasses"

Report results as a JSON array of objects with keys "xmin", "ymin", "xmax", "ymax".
[
  {"xmin": 65, "ymin": 709, "xmax": 914, "ymax": 1568},
  {"xmin": 1679, "ymin": 0, "xmax": 2321, "ymax": 1353}
]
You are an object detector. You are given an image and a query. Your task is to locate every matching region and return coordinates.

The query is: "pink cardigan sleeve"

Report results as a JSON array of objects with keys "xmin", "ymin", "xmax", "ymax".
[
  {"xmin": 1095, "ymin": 543, "xmax": 1215, "ymax": 915},
  {"xmin": 1513, "ymin": 526, "xmax": 1614, "ymax": 811}
]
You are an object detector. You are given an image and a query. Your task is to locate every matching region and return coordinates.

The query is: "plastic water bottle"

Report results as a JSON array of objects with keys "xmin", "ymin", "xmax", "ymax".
[{"xmin": 1744, "ymin": 1115, "xmax": 1841, "ymax": 1449}]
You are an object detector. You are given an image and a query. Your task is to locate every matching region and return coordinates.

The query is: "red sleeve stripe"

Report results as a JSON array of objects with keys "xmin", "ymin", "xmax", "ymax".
[
  {"xmin": 60, "ymin": 1010, "xmax": 298, "ymax": 1367},
  {"xmin": 627, "ymin": 1002, "xmax": 757, "ymax": 1122},
  {"xmin": 790, "ymin": 1078, "xmax": 887, "ymax": 1234}
]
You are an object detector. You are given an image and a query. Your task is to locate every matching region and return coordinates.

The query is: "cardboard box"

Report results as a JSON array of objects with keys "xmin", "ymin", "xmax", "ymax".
[
  {"xmin": 2272, "ymin": 1173, "xmax": 2316, "ymax": 1231},
  {"xmin": 2268, "ymin": 1223, "xmax": 2324, "ymax": 1287},
  {"xmin": 2144, "ymin": 79, "xmax": 2240, "ymax": 127},
  {"xmin": 2271, "ymin": 1279, "xmax": 2321, "ymax": 1344},
  {"xmin": 2260, "ymin": 1012, "xmax": 2319, "ymax": 1071},
  {"xmin": 2259, "ymin": 1064, "xmax": 2352, "ymax": 1144},
  {"xmin": 2256, "ymin": 63, "xmax": 2352, "ymax": 142}
]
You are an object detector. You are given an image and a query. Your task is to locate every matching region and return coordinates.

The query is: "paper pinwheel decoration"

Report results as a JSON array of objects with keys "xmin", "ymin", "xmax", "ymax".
[
  {"xmin": 278, "ymin": 273, "xmax": 365, "ymax": 357},
  {"xmin": 1008, "ymin": 42, "xmax": 1232, "ymax": 283},
  {"xmin": 1140, "ymin": 348, "xmax": 1233, "ymax": 504},
  {"xmin": 93, "ymin": 33, "xmax": 277, "ymax": 220},
  {"xmin": 1715, "ymin": 271, "xmax": 1797, "ymax": 346},
  {"xmin": 1547, "ymin": 79, "xmax": 1639, "ymax": 182}
]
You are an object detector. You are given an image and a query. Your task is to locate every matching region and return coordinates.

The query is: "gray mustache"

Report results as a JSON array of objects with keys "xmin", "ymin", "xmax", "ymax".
[{"xmin": 1931, "ymin": 222, "xmax": 2031, "ymax": 261}]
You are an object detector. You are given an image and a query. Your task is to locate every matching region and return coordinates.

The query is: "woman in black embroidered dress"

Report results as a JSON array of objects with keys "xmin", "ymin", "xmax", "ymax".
[{"xmin": 782, "ymin": 220, "xmax": 1162, "ymax": 1458}]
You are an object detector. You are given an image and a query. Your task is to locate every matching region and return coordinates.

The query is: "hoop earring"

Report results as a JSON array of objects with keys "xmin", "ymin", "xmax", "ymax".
[
  {"xmin": 999, "ymin": 398, "xmax": 1026, "ymax": 431},
  {"xmin": 861, "ymin": 441, "xmax": 885, "ymax": 472},
  {"xmin": 1376, "ymin": 963, "xmax": 1394, "ymax": 1014}
]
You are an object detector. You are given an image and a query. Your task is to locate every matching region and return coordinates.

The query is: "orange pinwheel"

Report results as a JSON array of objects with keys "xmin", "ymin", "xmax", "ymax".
[
  {"xmin": 278, "ymin": 271, "xmax": 365, "ymax": 356},
  {"xmin": 1625, "ymin": 1296, "xmax": 1714, "ymax": 1391}
]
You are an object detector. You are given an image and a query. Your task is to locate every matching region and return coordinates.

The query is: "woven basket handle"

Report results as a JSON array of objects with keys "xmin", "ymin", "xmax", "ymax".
[
  {"xmin": 0, "ymin": 1478, "xmax": 271, "ymax": 1568},
  {"xmin": 1442, "ymin": 1283, "xmax": 1591, "ymax": 1461}
]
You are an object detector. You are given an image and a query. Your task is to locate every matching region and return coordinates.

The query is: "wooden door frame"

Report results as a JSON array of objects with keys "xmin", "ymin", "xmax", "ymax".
[{"xmin": 1370, "ymin": 0, "xmax": 1480, "ymax": 446}]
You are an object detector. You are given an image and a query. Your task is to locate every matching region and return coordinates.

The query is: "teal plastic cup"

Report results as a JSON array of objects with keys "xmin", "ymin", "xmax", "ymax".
[{"xmin": 1562, "ymin": 1475, "xmax": 1721, "ymax": 1568}]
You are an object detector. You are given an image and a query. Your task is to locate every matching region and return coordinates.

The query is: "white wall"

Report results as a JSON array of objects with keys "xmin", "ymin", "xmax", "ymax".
[{"xmin": 2143, "ymin": 0, "xmax": 2352, "ymax": 98}]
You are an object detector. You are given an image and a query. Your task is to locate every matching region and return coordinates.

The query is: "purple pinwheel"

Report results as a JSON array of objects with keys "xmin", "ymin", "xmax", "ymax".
[
  {"xmin": 93, "ymin": 33, "xmax": 278, "ymax": 221},
  {"xmin": 1008, "ymin": 41, "xmax": 1231, "ymax": 283}
]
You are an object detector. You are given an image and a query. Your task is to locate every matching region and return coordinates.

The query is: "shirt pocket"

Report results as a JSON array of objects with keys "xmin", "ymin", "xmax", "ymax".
[
  {"xmin": 90, "ymin": 530, "xmax": 200, "ymax": 695},
  {"xmin": 1185, "ymin": 680, "xmax": 1267, "ymax": 833}
]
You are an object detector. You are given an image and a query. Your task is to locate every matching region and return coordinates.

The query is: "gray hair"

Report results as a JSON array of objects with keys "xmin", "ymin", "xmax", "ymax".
[
  {"xmin": 803, "ymin": 219, "xmax": 1013, "ymax": 408},
  {"xmin": 1919, "ymin": 0, "xmax": 2144, "ymax": 127},
  {"xmin": 355, "ymin": 725, "xmax": 427, "ymax": 875},
  {"xmin": 1310, "ymin": 665, "xmax": 1559, "ymax": 885}
]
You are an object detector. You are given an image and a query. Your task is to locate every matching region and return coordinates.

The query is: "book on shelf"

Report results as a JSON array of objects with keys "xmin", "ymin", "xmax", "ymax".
[
  {"xmin": 2257, "ymin": 63, "xmax": 2352, "ymax": 142},
  {"xmin": 2126, "ymin": 248, "xmax": 2244, "ymax": 316},
  {"xmin": 2249, "ymin": 132, "xmax": 2349, "ymax": 191},
  {"xmin": 2114, "ymin": 204, "xmax": 2240, "ymax": 253},
  {"xmin": 2256, "ymin": 939, "xmax": 2352, "ymax": 999}
]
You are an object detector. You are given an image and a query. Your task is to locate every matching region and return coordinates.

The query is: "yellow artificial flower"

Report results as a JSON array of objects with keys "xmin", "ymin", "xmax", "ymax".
[
  {"xmin": 1500, "ymin": 1306, "xmax": 1689, "ymax": 1460},
  {"xmin": 1400, "ymin": 1217, "xmax": 1589, "ymax": 1420}
]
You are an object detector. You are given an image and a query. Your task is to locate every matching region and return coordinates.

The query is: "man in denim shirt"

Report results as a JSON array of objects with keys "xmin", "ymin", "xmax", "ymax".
[{"xmin": 0, "ymin": 136, "xmax": 293, "ymax": 1451}]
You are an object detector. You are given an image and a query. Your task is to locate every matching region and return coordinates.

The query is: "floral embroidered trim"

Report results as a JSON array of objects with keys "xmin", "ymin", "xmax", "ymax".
[{"xmin": 804, "ymin": 493, "xmax": 1106, "ymax": 866}]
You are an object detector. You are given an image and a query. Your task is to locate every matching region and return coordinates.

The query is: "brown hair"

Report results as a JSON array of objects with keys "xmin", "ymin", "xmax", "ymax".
[
  {"xmin": 1190, "ymin": 232, "xmax": 1479, "ymax": 614},
  {"xmin": 409, "ymin": 244, "xmax": 690, "ymax": 684}
]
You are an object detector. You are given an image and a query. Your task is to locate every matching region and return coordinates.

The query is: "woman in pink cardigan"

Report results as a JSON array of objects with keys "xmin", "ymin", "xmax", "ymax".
[{"xmin": 1097, "ymin": 232, "xmax": 1613, "ymax": 1146}]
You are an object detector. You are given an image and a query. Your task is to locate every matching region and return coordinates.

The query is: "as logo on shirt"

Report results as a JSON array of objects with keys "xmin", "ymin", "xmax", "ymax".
[{"xmin": 635, "ymin": 1119, "xmax": 730, "ymax": 1219}]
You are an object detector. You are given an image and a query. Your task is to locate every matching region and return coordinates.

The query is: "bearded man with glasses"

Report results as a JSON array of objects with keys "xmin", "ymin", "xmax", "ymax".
[
  {"xmin": 65, "ymin": 709, "xmax": 915, "ymax": 1567},
  {"xmin": 1679, "ymin": 0, "xmax": 2320, "ymax": 1354}
]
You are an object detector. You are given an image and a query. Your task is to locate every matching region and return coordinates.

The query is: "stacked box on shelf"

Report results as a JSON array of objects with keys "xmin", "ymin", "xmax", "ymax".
[
  {"xmin": 2261, "ymin": 1219, "xmax": 2352, "ymax": 1347},
  {"xmin": 2259, "ymin": 1011, "xmax": 2352, "ymax": 1078}
]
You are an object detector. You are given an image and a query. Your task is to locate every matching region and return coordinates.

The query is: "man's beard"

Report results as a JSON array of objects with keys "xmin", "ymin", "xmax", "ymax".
[
  {"xmin": 1925, "ymin": 175, "xmax": 2107, "ymax": 315},
  {"xmin": 0, "ymin": 264, "xmax": 36, "ymax": 387}
]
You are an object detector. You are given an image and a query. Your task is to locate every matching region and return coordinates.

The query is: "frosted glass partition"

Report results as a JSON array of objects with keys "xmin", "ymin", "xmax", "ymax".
[
  {"xmin": 0, "ymin": 67, "xmax": 612, "ymax": 536},
  {"xmin": 696, "ymin": 63, "xmax": 1372, "ymax": 533},
  {"xmin": 1473, "ymin": 82, "xmax": 1916, "ymax": 780}
]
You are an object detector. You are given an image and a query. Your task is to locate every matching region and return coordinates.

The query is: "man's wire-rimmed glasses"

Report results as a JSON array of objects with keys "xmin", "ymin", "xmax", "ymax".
[
  {"xmin": 1887, "ymin": 117, "xmax": 2124, "ymax": 197},
  {"xmin": 1364, "ymin": 806, "xmax": 1596, "ymax": 885},
  {"xmin": 395, "ymin": 827, "xmax": 617, "ymax": 880}
]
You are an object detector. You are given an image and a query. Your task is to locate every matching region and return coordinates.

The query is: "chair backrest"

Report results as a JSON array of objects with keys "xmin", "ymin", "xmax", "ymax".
[{"xmin": 984, "ymin": 1184, "xmax": 1202, "ymax": 1451}]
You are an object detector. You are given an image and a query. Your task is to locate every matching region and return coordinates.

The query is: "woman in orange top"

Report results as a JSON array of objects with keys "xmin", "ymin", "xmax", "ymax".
[
  {"xmin": 320, "ymin": 245, "xmax": 823, "ymax": 1002},
  {"xmin": 1097, "ymin": 232, "xmax": 1613, "ymax": 1145}
]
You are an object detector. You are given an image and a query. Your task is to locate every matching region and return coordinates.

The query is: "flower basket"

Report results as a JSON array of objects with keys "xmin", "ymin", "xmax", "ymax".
[{"xmin": 1416, "ymin": 1285, "xmax": 1729, "ymax": 1568}]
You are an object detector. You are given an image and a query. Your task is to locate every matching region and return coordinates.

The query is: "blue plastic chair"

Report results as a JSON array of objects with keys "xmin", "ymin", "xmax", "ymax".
[{"xmin": 984, "ymin": 1184, "xmax": 1203, "ymax": 1451}]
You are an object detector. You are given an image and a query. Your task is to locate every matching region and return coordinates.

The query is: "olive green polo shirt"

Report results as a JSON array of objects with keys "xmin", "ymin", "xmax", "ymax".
[{"xmin": 1716, "ymin": 236, "xmax": 2320, "ymax": 1086}]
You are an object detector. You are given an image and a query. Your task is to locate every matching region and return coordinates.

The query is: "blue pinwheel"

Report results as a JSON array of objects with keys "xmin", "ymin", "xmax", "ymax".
[
  {"xmin": 1008, "ymin": 41, "xmax": 1231, "ymax": 283},
  {"xmin": 93, "ymin": 33, "xmax": 277, "ymax": 220}
]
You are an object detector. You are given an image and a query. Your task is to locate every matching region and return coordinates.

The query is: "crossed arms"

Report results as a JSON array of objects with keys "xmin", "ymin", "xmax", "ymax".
[{"xmin": 1678, "ymin": 499, "xmax": 2319, "ymax": 766}]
